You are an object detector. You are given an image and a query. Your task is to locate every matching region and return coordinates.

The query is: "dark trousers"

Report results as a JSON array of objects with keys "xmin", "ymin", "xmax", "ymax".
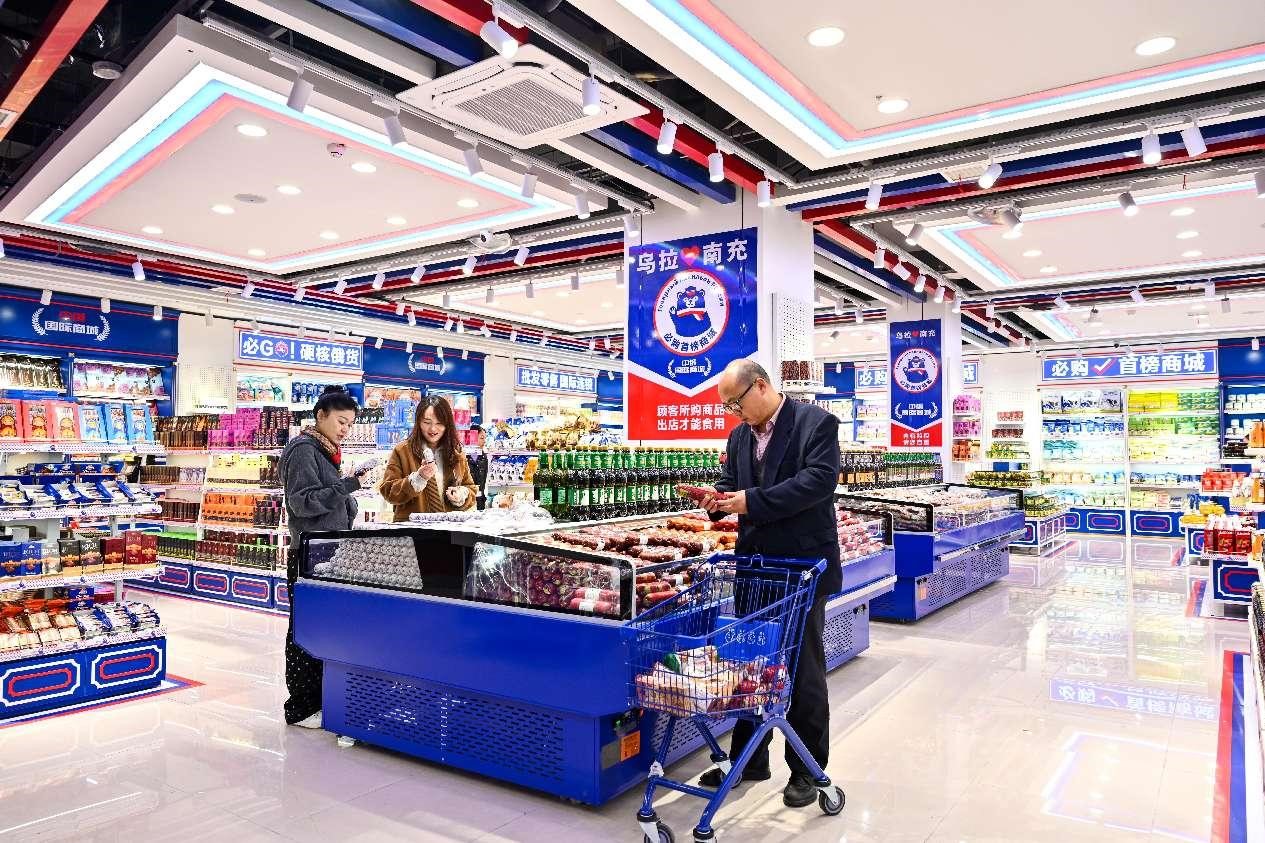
[
  {"xmin": 284, "ymin": 550, "xmax": 323, "ymax": 724},
  {"xmin": 727, "ymin": 596, "xmax": 828, "ymax": 777}
]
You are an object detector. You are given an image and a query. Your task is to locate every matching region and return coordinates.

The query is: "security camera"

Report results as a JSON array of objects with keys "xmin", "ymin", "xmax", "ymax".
[
  {"xmin": 474, "ymin": 231, "xmax": 495, "ymax": 248},
  {"xmin": 327, "ymin": 142, "xmax": 347, "ymax": 158}
]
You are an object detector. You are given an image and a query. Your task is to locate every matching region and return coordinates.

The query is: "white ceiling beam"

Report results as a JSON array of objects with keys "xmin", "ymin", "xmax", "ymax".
[
  {"xmin": 813, "ymin": 253, "xmax": 903, "ymax": 306},
  {"xmin": 550, "ymin": 135, "xmax": 702, "ymax": 212}
]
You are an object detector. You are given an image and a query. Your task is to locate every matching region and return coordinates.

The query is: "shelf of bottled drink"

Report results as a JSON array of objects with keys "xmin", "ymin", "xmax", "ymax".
[{"xmin": 530, "ymin": 446, "xmax": 724, "ymax": 521}]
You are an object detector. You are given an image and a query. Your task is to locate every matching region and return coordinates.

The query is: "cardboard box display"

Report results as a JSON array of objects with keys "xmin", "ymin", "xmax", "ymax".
[{"xmin": 102, "ymin": 537, "xmax": 126, "ymax": 571}]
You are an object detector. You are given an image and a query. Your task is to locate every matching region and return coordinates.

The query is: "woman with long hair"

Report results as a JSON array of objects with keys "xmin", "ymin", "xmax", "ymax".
[
  {"xmin": 278, "ymin": 386, "xmax": 379, "ymax": 728},
  {"xmin": 380, "ymin": 395, "xmax": 479, "ymax": 522}
]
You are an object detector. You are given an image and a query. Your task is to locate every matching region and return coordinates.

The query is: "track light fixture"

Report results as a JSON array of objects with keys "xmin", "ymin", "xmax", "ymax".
[
  {"xmin": 406, "ymin": 340, "xmax": 413, "ymax": 353},
  {"xmin": 581, "ymin": 74, "xmax": 601, "ymax": 116},
  {"xmin": 100, "ymin": 297, "xmax": 110, "ymax": 314},
  {"xmin": 912, "ymin": 273, "xmax": 926, "ymax": 293},
  {"xmin": 286, "ymin": 69, "xmax": 314, "ymax": 113},
  {"xmin": 571, "ymin": 273, "xmax": 581, "ymax": 291},
  {"xmin": 1141, "ymin": 129, "xmax": 1162, "ymax": 165},
  {"xmin": 1118, "ymin": 191, "xmax": 1139, "ymax": 217},
  {"xmin": 293, "ymin": 287, "xmax": 306, "ymax": 303},
  {"xmin": 905, "ymin": 223, "xmax": 924, "ymax": 246},
  {"xmin": 615, "ymin": 266, "xmax": 626, "ymax": 287},
  {"xmin": 756, "ymin": 179, "xmax": 771, "ymax": 207},
  {"xmin": 1087, "ymin": 307, "xmax": 1102, "ymax": 325},
  {"xmin": 242, "ymin": 280, "xmax": 256, "ymax": 298},
  {"xmin": 588, "ymin": 338, "xmax": 596, "ymax": 352},
  {"xmin": 204, "ymin": 311, "xmax": 214, "ymax": 327},
  {"xmin": 525, "ymin": 280, "xmax": 535, "ymax": 299},
  {"xmin": 485, "ymin": 285, "xmax": 495, "ymax": 304},
  {"xmin": 865, "ymin": 180, "xmax": 882, "ymax": 211},
  {"xmin": 998, "ymin": 208, "xmax": 1022, "ymax": 232},
  {"xmin": 383, "ymin": 112, "xmax": 406, "ymax": 147},
  {"xmin": 297, "ymin": 325, "xmax": 307, "ymax": 339},
  {"xmin": 1256, "ymin": 171, "xmax": 1265, "ymax": 198},
  {"xmin": 933, "ymin": 284, "xmax": 945, "ymax": 304},
  {"xmin": 374, "ymin": 337, "xmax": 383, "ymax": 349},
  {"xmin": 624, "ymin": 213, "xmax": 641, "ymax": 238},
  {"xmin": 986, "ymin": 301, "xmax": 996, "ymax": 319},
  {"xmin": 407, "ymin": 309, "xmax": 416, "ymax": 326},
  {"xmin": 1054, "ymin": 294, "xmax": 1070, "ymax": 311},
  {"xmin": 602, "ymin": 336, "xmax": 611, "ymax": 350},
  {"xmin": 854, "ymin": 309, "xmax": 864, "ymax": 325},
  {"xmin": 1130, "ymin": 287, "xmax": 1144, "ymax": 304},
  {"xmin": 462, "ymin": 255, "xmax": 478, "ymax": 276},
  {"xmin": 463, "ymin": 348, "xmax": 470, "ymax": 359},
  {"xmin": 951, "ymin": 295, "xmax": 961, "ymax": 313},
  {"xmin": 0, "ymin": 237, "xmax": 5, "ymax": 259},
  {"xmin": 442, "ymin": 292, "xmax": 452, "ymax": 308},
  {"xmin": 509, "ymin": 327, "xmax": 518, "ymax": 342},
  {"xmin": 832, "ymin": 299, "xmax": 843, "ymax": 317},
  {"xmin": 1253, "ymin": 337, "xmax": 1260, "ymax": 352},
  {"xmin": 411, "ymin": 265, "xmax": 426, "ymax": 283},
  {"xmin": 395, "ymin": 301, "xmax": 406, "ymax": 316},
  {"xmin": 707, "ymin": 148, "xmax": 724, "ymax": 183},
  {"xmin": 39, "ymin": 289, "xmax": 51, "ymax": 305},
  {"xmin": 132, "ymin": 260, "xmax": 146, "ymax": 281},
  {"xmin": 575, "ymin": 193, "xmax": 590, "ymax": 219},
  {"xmin": 333, "ymin": 278, "xmax": 348, "ymax": 295},
  {"xmin": 152, "ymin": 305, "xmax": 162, "ymax": 321},
  {"xmin": 872, "ymin": 248, "xmax": 886, "ymax": 270},
  {"xmin": 326, "ymin": 326, "xmax": 335, "ymax": 341},
  {"xmin": 892, "ymin": 263, "xmax": 911, "ymax": 281},
  {"xmin": 481, "ymin": 324, "xmax": 491, "ymax": 338},
  {"xmin": 514, "ymin": 246, "xmax": 529, "ymax": 266},
  {"xmin": 372, "ymin": 272, "xmax": 385, "ymax": 291},
  {"xmin": 444, "ymin": 316, "xmax": 454, "ymax": 332},
  {"xmin": 978, "ymin": 161, "xmax": 1003, "ymax": 189},
  {"xmin": 479, "ymin": 13, "xmax": 519, "ymax": 58},
  {"xmin": 462, "ymin": 144, "xmax": 482, "ymax": 177},
  {"xmin": 436, "ymin": 346, "xmax": 444, "ymax": 361},
  {"xmin": 520, "ymin": 168, "xmax": 537, "ymax": 199},
  {"xmin": 457, "ymin": 318, "xmax": 465, "ymax": 334},
  {"xmin": 1180, "ymin": 120, "xmax": 1207, "ymax": 158},
  {"xmin": 1205, "ymin": 280, "xmax": 1216, "ymax": 299},
  {"xmin": 1222, "ymin": 296, "xmax": 1232, "ymax": 314},
  {"xmin": 540, "ymin": 332, "xmax": 548, "ymax": 346},
  {"xmin": 656, "ymin": 119, "xmax": 677, "ymax": 154}
]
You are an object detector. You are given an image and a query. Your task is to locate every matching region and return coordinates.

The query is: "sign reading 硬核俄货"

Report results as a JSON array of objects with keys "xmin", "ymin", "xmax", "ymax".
[
  {"xmin": 1041, "ymin": 350, "xmax": 1216, "ymax": 382},
  {"xmin": 889, "ymin": 319, "xmax": 943, "ymax": 448},
  {"xmin": 516, "ymin": 365, "xmax": 596, "ymax": 395},
  {"xmin": 236, "ymin": 329, "xmax": 363, "ymax": 374},
  {"xmin": 627, "ymin": 227, "xmax": 757, "ymax": 440}
]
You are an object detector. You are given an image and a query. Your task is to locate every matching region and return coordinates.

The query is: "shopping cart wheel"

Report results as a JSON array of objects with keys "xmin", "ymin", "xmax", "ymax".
[
  {"xmin": 642, "ymin": 821, "xmax": 674, "ymax": 843},
  {"xmin": 818, "ymin": 785, "xmax": 845, "ymax": 816}
]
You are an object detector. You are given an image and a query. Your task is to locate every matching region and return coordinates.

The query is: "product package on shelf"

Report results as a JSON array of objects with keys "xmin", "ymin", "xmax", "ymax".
[
  {"xmin": 1041, "ymin": 389, "xmax": 1123, "ymax": 415},
  {"xmin": 0, "ymin": 354, "xmax": 63, "ymax": 392},
  {"xmin": 952, "ymin": 394, "xmax": 981, "ymax": 414},
  {"xmin": 78, "ymin": 404, "xmax": 106, "ymax": 442},
  {"xmin": 72, "ymin": 361, "xmax": 165, "ymax": 400}
]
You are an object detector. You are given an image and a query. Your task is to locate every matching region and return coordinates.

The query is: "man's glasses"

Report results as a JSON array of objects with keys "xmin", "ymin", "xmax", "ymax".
[{"xmin": 721, "ymin": 379, "xmax": 759, "ymax": 414}]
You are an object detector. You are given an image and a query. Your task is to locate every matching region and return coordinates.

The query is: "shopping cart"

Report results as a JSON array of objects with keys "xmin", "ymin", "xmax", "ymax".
[{"xmin": 624, "ymin": 554, "xmax": 844, "ymax": 843}]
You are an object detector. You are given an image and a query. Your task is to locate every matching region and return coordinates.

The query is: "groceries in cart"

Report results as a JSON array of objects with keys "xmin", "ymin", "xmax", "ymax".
[{"xmin": 634, "ymin": 643, "xmax": 788, "ymax": 716}]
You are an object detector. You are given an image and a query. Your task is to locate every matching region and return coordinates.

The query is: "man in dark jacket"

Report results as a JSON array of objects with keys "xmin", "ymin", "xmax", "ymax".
[{"xmin": 699, "ymin": 359, "xmax": 840, "ymax": 808}]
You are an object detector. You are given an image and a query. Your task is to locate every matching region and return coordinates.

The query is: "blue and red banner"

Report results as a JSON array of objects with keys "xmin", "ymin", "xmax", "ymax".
[
  {"xmin": 889, "ymin": 319, "xmax": 943, "ymax": 448},
  {"xmin": 627, "ymin": 227, "xmax": 757, "ymax": 440}
]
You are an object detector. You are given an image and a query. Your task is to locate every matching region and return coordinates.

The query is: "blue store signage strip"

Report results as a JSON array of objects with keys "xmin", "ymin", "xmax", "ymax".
[
  {"xmin": 854, "ymin": 361, "xmax": 888, "ymax": 392},
  {"xmin": 361, "ymin": 341, "xmax": 484, "ymax": 389},
  {"xmin": 517, "ymin": 365, "xmax": 596, "ymax": 394},
  {"xmin": 237, "ymin": 330, "xmax": 363, "ymax": 374},
  {"xmin": 0, "ymin": 286, "xmax": 177, "ymax": 361},
  {"xmin": 889, "ymin": 319, "xmax": 944, "ymax": 448},
  {"xmin": 1042, "ymin": 350, "xmax": 1216, "ymax": 382}
]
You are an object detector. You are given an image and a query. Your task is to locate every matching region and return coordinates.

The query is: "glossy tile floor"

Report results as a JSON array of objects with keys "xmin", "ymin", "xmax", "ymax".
[{"xmin": 0, "ymin": 536, "xmax": 1247, "ymax": 842}]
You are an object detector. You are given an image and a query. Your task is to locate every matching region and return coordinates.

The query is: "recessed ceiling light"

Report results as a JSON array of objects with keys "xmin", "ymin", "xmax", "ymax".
[
  {"xmin": 141, "ymin": 225, "xmax": 163, "ymax": 235},
  {"xmin": 211, "ymin": 204, "xmax": 234, "ymax": 215},
  {"xmin": 1039, "ymin": 265, "xmax": 1058, "ymax": 274},
  {"xmin": 247, "ymin": 248, "xmax": 266, "ymax": 257},
  {"xmin": 1170, "ymin": 206, "xmax": 1194, "ymax": 217},
  {"xmin": 236, "ymin": 123, "xmax": 268, "ymax": 138},
  {"xmin": 456, "ymin": 198, "xmax": 480, "ymax": 209},
  {"xmin": 276, "ymin": 184, "xmax": 301, "ymax": 196},
  {"xmin": 1182, "ymin": 249, "xmax": 1203, "ymax": 258},
  {"xmin": 1135, "ymin": 36, "xmax": 1176, "ymax": 57},
  {"xmin": 557, "ymin": 290, "xmax": 570, "ymax": 298},
  {"xmin": 1022, "ymin": 249, "xmax": 1042, "ymax": 258},
  {"xmin": 319, "ymin": 230, "xmax": 339, "ymax": 240},
  {"xmin": 1176, "ymin": 230, "xmax": 1199, "ymax": 239},
  {"xmin": 1001, "ymin": 228, "xmax": 1023, "ymax": 240},
  {"xmin": 600, "ymin": 301, "xmax": 613, "ymax": 308},
  {"xmin": 351, "ymin": 161, "xmax": 377, "ymax": 174},
  {"xmin": 386, "ymin": 216, "xmax": 407, "ymax": 225},
  {"xmin": 806, "ymin": 26, "xmax": 845, "ymax": 47},
  {"xmin": 531, "ymin": 309, "xmax": 545, "ymax": 317},
  {"xmin": 877, "ymin": 97, "xmax": 909, "ymax": 114}
]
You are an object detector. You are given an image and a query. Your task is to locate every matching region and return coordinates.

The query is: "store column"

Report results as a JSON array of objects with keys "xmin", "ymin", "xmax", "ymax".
[
  {"xmin": 628, "ymin": 193, "xmax": 816, "ymax": 443},
  {"xmin": 883, "ymin": 294, "xmax": 963, "ymax": 469}
]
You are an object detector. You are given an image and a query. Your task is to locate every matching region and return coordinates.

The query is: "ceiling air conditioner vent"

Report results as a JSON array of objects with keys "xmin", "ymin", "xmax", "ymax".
[{"xmin": 397, "ymin": 46, "xmax": 647, "ymax": 149}]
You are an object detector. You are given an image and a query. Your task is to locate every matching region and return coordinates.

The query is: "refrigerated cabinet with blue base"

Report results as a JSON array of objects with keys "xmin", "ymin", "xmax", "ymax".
[{"xmin": 292, "ymin": 523, "xmax": 894, "ymax": 805}]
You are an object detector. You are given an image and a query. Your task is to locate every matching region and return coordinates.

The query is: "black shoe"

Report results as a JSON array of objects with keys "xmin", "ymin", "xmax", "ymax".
[
  {"xmin": 699, "ymin": 766, "xmax": 772, "ymax": 788},
  {"xmin": 782, "ymin": 773, "xmax": 817, "ymax": 808}
]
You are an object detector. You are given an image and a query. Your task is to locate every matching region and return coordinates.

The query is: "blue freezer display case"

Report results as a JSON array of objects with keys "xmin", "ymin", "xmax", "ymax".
[
  {"xmin": 834, "ymin": 485, "xmax": 1025, "ymax": 622},
  {"xmin": 291, "ymin": 523, "xmax": 894, "ymax": 805}
]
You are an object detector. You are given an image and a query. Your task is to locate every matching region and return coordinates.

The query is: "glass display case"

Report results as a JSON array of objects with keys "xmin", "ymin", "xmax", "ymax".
[{"xmin": 834, "ymin": 484, "xmax": 1021, "ymax": 532}]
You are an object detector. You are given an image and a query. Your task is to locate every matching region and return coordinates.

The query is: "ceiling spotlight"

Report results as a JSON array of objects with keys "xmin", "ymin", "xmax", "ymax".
[
  {"xmin": 865, "ymin": 180, "xmax": 882, "ymax": 211},
  {"xmin": 624, "ymin": 213, "xmax": 641, "ymax": 237},
  {"xmin": 250, "ymin": 318, "xmax": 260, "ymax": 333},
  {"xmin": 656, "ymin": 119, "xmax": 678, "ymax": 154},
  {"xmin": 485, "ymin": 285, "xmax": 495, "ymax": 304},
  {"xmin": 892, "ymin": 263, "xmax": 911, "ymax": 281},
  {"xmin": 588, "ymin": 338, "xmax": 597, "ymax": 352},
  {"xmin": 519, "ymin": 168, "xmax": 537, "ymax": 199},
  {"xmin": 333, "ymin": 278, "xmax": 348, "ymax": 295},
  {"xmin": 461, "ymin": 144, "xmax": 482, "ymax": 177},
  {"xmin": 582, "ymin": 74, "xmax": 601, "ymax": 116},
  {"xmin": 707, "ymin": 149, "xmax": 724, "ymax": 183},
  {"xmin": 462, "ymin": 255, "xmax": 478, "ymax": 275},
  {"xmin": 39, "ymin": 289, "xmax": 51, "ymax": 305},
  {"xmin": 372, "ymin": 271, "xmax": 386, "ymax": 291},
  {"xmin": 756, "ymin": 179, "xmax": 771, "ymax": 208},
  {"xmin": 607, "ymin": 370, "xmax": 615, "ymax": 381},
  {"xmin": 525, "ymin": 280, "xmax": 535, "ymax": 299},
  {"xmin": 410, "ymin": 265, "xmax": 426, "ymax": 283},
  {"xmin": 132, "ymin": 260, "xmax": 146, "ymax": 281},
  {"xmin": 286, "ymin": 69, "xmax": 314, "ymax": 113},
  {"xmin": 933, "ymin": 284, "xmax": 945, "ymax": 303},
  {"xmin": 905, "ymin": 223, "xmax": 924, "ymax": 246},
  {"xmin": 1087, "ymin": 307, "xmax": 1102, "ymax": 325},
  {"xmin": 854, "ymin": 310, "xmax": 864, "ymax": 325},
  {"xmin": 152, "ymin": 305, "xmax": 162, "ymax": 321},
  {"xmin": 204, "ymin": 311, "xmax": 214, "ymax": 327},
  {"xmin": 463, "ymin": 348, "xmax": 470, "ymax": 359},
  {"xmin": 1141, "ymin": 129, "xmax": 1162, "ymax": 165},
  {"xmin": 394, "ymin": 301, "xmax": 406, "ymax": 316},
  {"xmin": 293, "ymin": 287, "xmax": 306, "ymax": 303},
  {"xmin": 1222, "ymin": 296, "xmax": 1232, "ymax": 314},
  {"xmin": 877, "ymin": 97, "xmax": 909, "ymax": 114},
  {"xmin": 1130, "ymin": 287, "xmax": 1144, "ymax": 304},
  {"xmin": 509, "ymin": 327, "xmax": 518, "ymax": 342},
  {"xmin": 100, "ymin": 297, "xmax": 110, "ymax": 313},
  {"xmin": 1255, "ymin": 171, "xmax": 1265, "ymax": 198},
  {"xmin": 571, "ymin": 273, "xmax": 582, "ymax": 291},
  {"xmin": 1180, "ymin": 121, "xmax": 1207, "ymax": 157},
  {"xmin": 951, "ymin": 295, "xmax": 961, "ymax": 313},
  {"xmin": 575, "ymin": 193, "xmax": 590, "ymax": 219},
  {"xmin": 615, "ymin": 266, "xmax": 626, "ymax": 287},
  {"xmin": 326, "ymin": 327, "xmax": 335, "ymax": 341},
  {"xmin": 383, "ymin": 112, "xmax": 406, "ymax": 146},
  {"xmin": 479, "ymin": 15, "xmax": 519, "ymax": 58},
  {"xmin": 540, "ymin": 332, "xmax": 548, "ymax": 346},
  {"xmin": 514, "ymin": 246, "xmax": 529, "ymax": 266},
  {"xmin": 444, "ymin": 316, "xmax": 454, "ymax": 331},
  {"xmin": 442, "ymin": 292, "xmax": 452, "ymax": 308},
  {"xmin": 242, "ymin": 280, "xmax": 256, "ymax": 298},
  {"xmin": 437, "ymin": 346, "xmax": 444, "ymax": 360},
  {"xmin": 407, "ymin": 309, "xmax": 417, "ymax": 327},
  {"xmin": 481, "ymin": 324, "xmax": 490, "ymax": 338},
  {"xmin": 912, "ymin": 273, "xmax": 926, "ymax": 293},
  {"xmin": 457, "ymin": 318, "xmax": 465, "ymax": 334},
  {"xmin": 0, "ymin": 237, "xmax": 5, "ymax": 258},
  {"xmin": 1205, "ymin": 280, "xmax": 1216, "ymax": 298},
  {"xmin": 1054, "ymin": 294, "xmax": 1070, "ymax": 311},
  {"xmin": 1253, "ymin": 337, "xmax": 1260, "ymax": 352},
  {"xmin": 978, "ymin": 161, "xmax": 1003, "ymax": 189},
  {"xmin": 998, "ymin": 208, "xmax": 1023, "ymax": 232},
  {"xmin": 406, "ymin": 340, "xmax": 413, "ymax": 353},
  {"xmin": 374, "ymin": 336, "xmax": 383, "ymax": 349},
  {"xmin": 602, "ymin": 336, "xmax": 611, "ymax": 350},
  {"xmin": 1118, "ymin": 191, "xmax": 1139, "ymax": 216},
  {"xmin": 986, "ymin": 301, "xmax": 996, "ymax": 319}
]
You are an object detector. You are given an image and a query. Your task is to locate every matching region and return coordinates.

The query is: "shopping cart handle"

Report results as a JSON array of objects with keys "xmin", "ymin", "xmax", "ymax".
[{"xmin": 707, "ymin": 553, "xmax": 828, "ymax": 578}]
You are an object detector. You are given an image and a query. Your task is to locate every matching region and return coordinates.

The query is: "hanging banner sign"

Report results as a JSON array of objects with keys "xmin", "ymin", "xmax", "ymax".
[
  {"xmin": 854, "ymin": 361, "xmax": 889, "ymax": 392},
  {"xmin": 627, "ymin": 227, "xmax": 757, "ymax": 439},
  {"xmin": 361, "ymin": 342, "xmax": 483, "ymax": 388},
  {"xmin": 1041, "ymin": 350, "xmax": 1215, "ymax": 382},
  {"xmin": 889, "ymin": 319, "xmax": 943, "ymax": 448},
  {"xmin": 516, "ymin": 365, "xmax": 596, "ymax": 395},
  {"xmin": 236, "ymin": 329, "xmax": 363, "ymax": 374},
  {"xmin": 0, "ymin": 287, "xmax": 177, "ymax": 359},
  {"xmin": 962, "ymin": 358, "xmax": 981, "ymax": 386}
]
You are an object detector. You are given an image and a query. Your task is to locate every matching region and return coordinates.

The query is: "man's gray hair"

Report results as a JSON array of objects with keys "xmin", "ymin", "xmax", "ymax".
[{"xmin": 726, "ymin": 358, "xmax": 769, "ymax": 387}]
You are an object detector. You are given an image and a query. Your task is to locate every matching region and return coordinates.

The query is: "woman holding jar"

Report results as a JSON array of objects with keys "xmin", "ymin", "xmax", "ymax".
[{"xmin": 380, "ymin": 395, "xmax": 479, "ymax": 521}]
